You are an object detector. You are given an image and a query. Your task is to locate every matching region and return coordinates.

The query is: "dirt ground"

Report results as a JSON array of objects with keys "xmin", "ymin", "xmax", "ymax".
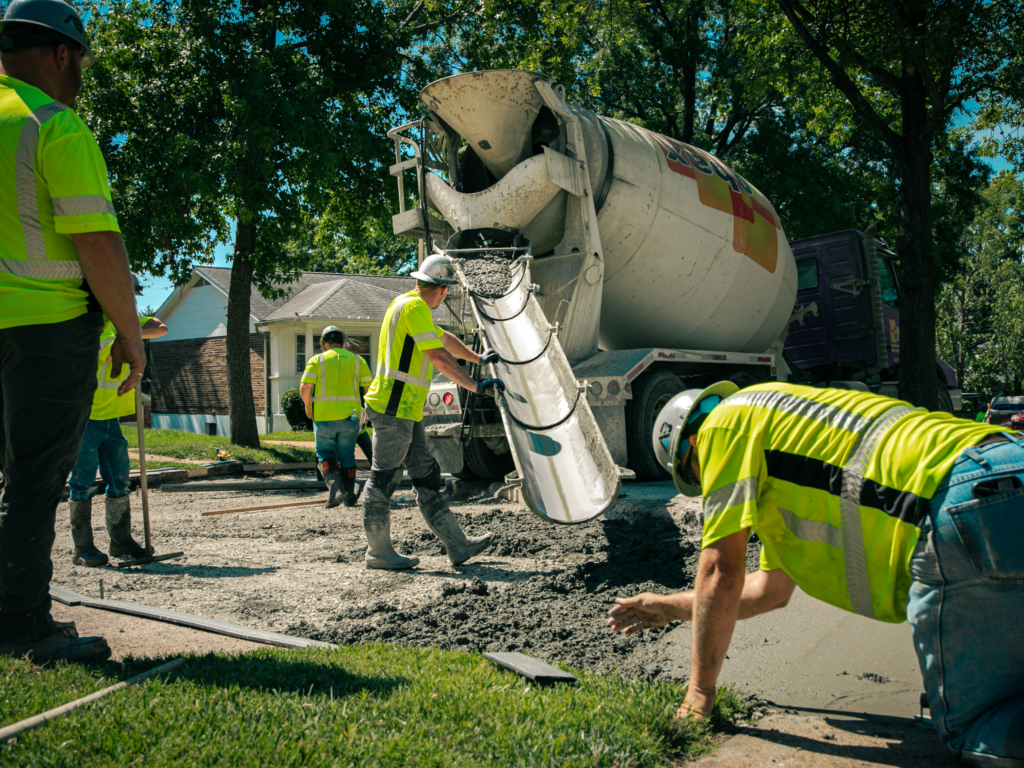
[{"xmin": 51, "ymin": 474, "xmax": 736, "ymax": 676}]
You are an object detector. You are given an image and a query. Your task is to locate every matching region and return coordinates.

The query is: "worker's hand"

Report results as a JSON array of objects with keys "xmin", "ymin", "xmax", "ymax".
[
  {"xmin": 305, "ymin": 405, "xmax": 313, "ymax": 419},
  {"xmin": 676, "ymin": 686, "xmax": 716, "ymax": 721},
  {"xmin": 479, "ymin": 349, "xmax": 500, "ymax": 366},
  {"xmin": 608, "ymin": 593, "xmax": 675, "ymax": 634},
  {"xmin": 110, "ymin": 335, "xmax": 147, "ymax": 397},
  {"xmin": 476, "ymin": 378, "xmax": 505, "ymax": 396}
]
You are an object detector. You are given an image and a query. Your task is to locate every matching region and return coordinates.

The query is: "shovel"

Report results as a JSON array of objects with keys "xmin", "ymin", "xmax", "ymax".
[{"xmin": 116, "ymin": 387, "xmax": 184, "ymax": 567}]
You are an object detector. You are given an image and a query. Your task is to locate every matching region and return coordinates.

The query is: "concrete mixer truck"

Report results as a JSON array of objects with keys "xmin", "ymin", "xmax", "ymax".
[{"xmin": 385, "ymin": 70, "xmax": 962, "ymax": 488}]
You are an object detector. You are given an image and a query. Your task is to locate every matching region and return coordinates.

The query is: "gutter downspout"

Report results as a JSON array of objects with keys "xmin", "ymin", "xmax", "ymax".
[{"xmin": 263, "ymin": 331, "xmax": 272, "ymax": 433}]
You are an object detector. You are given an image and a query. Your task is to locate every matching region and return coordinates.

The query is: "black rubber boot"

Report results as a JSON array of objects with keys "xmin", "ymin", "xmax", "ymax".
[
  {"xmin": 320, "ymin": 458, "xmax": 343, "ymax": 508},
  {"xmin": 105, "ymin": 496, "xmax": 148, "ymax": 559},
  {"xmin": 0, "ymin": 630, "xmax": 110, "ymax": 663},
  {"xmin": 418, "ymin": 493, "xmax": 494, "ymax": 566},
  {"xmin": 363, "ymin": 500, "xmax": 419, "ymax": 570},
  {"xmin": 342, "ymin": 467, "xmax": 359, "ymax": 507},
  {"xmin": 69, "ymin": 499, "xmax": 108, "ymax": 567}
]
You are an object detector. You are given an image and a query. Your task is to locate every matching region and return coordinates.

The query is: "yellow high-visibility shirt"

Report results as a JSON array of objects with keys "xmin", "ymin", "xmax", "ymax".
[
  {"xmin": 0, "ymin": 75, "xmax": 120, "ymax": 330},
  {"xmin": 90, "ymin": 318, "xmax": 154, "ymax": 421},
  {"xmin": 698, "ymin": 383, "xmax": 1005, "ymax": 623},
  {"xmin": 300, "ymin": 348, "xmax": 372, "ymax": 422},
  {"xmin": 364, "ymin": 290, "xmax": 444, "ymax": 422}
]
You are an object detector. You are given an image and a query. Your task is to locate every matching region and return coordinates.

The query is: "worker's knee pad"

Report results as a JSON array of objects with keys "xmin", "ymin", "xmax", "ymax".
[
  {"xmin": 412, "ymin": 460, "xmax": 442, "ymax": 494},
  {"xmin": 370, "ymin": 469, "xmax": 401, "ymax": 499}
]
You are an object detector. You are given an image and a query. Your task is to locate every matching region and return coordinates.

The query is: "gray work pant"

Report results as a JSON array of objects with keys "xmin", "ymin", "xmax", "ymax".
[{"xmin": 363, "ymin": 407, "xmax": 439, "ymax": 506}]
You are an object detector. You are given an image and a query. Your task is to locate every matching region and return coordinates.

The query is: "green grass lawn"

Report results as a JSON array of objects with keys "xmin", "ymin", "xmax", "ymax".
[
  {"xmin": 122, "ymin": 427, "xmax": 316, "ymax": 464},
  {"xmin": 128, "ymin": 459, "xmax": 200, "ymax": 471},
  {"xmin": 1, "ymin": 646, "xmax": 752, "ymax": 766},
  {"xmin": 263, "ymin": 430, "xmax": 314, "ymax": 442}
]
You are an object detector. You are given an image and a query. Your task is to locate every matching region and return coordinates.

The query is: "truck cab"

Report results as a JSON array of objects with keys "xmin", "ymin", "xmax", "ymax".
[{"xmin": 784, "ymin": 229, "xmax": 961, "ymax": 412}]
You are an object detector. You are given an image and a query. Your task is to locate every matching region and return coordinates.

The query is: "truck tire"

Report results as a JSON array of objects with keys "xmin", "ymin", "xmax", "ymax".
[
  {"xmin": 626, "ymin": 371, "xmax": 685, "ymax": 481},
  {"xmin": 936, "ymin": 384, "xmax": 954, "ymax": 415},
  {"xmin": 463, "ymin": 435, "xmax": 515, "ymax": 481},
  {"xmin": 728, "ymin": 372, "xmax": 758, "ymax": 390}
]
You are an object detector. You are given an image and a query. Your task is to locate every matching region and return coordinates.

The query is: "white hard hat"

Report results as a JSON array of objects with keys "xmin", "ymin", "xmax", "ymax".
[
  {"xmin": 411, "ymin": 254, "xmax": 458, "ymax": 286},
  {"xmin": 652, "ymin": 381, "xmax": 739, "ymax": 496}
]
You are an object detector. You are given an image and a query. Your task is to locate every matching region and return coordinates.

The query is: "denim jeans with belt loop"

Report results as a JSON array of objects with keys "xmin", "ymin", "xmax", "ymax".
[
  {"xmin": 313, "ymin": 417, "xmax": 359, "ymax": 469},
  {"xmin": 908, "ymin": 434, "xmax": 1024, "ymax": 761}
]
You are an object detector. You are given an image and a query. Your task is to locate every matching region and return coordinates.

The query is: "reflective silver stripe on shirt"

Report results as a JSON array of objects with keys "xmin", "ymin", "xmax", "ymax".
[
  {"xmin": 777, "ymin": 507, "xmax": 844, "ymax": 550},
  {"xmin": 412, "ymin": 331, "xmax": 438, "ymax": 343},
  {"xmin": 703, "ymin": 476, "xmax": 758, "ymax": 520},
  {"xmin": 52, "ymin": 195, "xmax": 116, "ymax": 217},
  {"xmin": 386, "ymin": 368, "xmax": 431, "ymax": 388},
  {"xmin": 15, "ymin": 102, "xmax": 68, "ymax": 261},
  {"xmin": 838, "ymin": 404, "xmax": 915, "ymax": 618},
  {"xmin": 96, "ymin": 361, "xmax": 122, "ymax": 390},
  {"xmin": 311, "ymin": 353, "xmax": 358, "ymax": 403},
  {"xmin": 0, "ymin": 258, "xmax": 84, "ymax": 279},
  {"xmin": 379, "ymin": 294, "xmax": 418, "ymax": 378},
  {"xmin": 724, "ymin": 389, "xmax": 872, "ymax": 435}
]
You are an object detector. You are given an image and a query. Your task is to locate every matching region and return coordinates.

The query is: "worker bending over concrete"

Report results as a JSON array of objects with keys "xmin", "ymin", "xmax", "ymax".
[
  {"xmin": 609, "ymin": 381, "xmax": 1023, "ymax": 765},
  {"xmin": 0, "ymin": 0, "xmax": 146, "ymax": 662},
  {"xmin": 67, "ymin": 277, "xmax": 166, "ymax": 566},
  {"xmin": 361, "ymin": 255, "xmax": 503, "ymax": 570},
  {"xmin": 300, "ymin": 326, "xmax": 372, "ymax": 508}
]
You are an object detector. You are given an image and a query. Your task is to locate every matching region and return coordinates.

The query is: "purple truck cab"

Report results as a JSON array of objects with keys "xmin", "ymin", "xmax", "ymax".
[{"xmin": 784, "ymin": 229, "xmax": 960, "ymax": 412}]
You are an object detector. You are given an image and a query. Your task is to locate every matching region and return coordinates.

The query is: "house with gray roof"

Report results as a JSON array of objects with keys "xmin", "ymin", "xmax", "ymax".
[{"xmin": 149, "ymin": 266, "xmax": 447, "ymax": 436}]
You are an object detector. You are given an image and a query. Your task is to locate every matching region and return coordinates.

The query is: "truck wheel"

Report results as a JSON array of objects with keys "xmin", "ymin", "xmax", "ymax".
[
  {"xmin": 463, "ymin": 435, "xmax": 515, "ymax": 481},
  {"xmin": 626, "ymin": 371, "xmax": 684, "ymax": 481},
  {"xmin": 728, "ymin": 372, "xmax": 758, "ymax": 390},
  {"xmin": 936, "ymin": 384, "xmax": 954, "ymax": 415}
]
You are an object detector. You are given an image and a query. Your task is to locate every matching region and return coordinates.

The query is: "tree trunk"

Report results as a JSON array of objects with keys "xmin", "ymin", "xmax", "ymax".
[
  {"xmin": 226, "ymin": 219, "xmax": 261, "ymax": 449},
  {"xmin": 894, "ymin": 132, "xmax": 939, "ymax": 410}
]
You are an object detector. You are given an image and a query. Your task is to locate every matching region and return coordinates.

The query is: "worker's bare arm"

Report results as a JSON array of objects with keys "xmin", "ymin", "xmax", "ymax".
[
  {"xmin": 608, "ymin": 551, "xmax": 794, "ymax": 633},
  {"xmin": 441, "ymin": 331, "xmax": 480, "ymax": 364},
  {"xmin": 74, "ymin": 231, "xmax": 144, "ymax": 396},
  {"xmin": 682, "ymin": 529, "xmax": 748, "ymax": 719},
  {"xmin": 141, "ymin": 318, "xmax": 168, "ymax": 339},
  {"xmin": 425, "ymin": 347, "xmax": 480, "ymax": 392},
  {"xmin": 300, "ymin": 383, "xmax": 314, "ymax": 419}
]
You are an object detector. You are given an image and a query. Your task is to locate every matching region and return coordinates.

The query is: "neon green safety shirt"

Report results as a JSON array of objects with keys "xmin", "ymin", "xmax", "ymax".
[
  {"xmin": 300, "ymin": 348, "xmax": 372, "ymax": 422},
  {"xmin": 90, "ymin": 318, "xmax": 154, "ymax": 421},
  {"xmin": 0, "ymin": 75, "xmax": 120, "ymax": 330},
  {"xmin": 698, "ymin": 383, "xmax": 1006, "ymax": 623},
  {"xmin": 364, "ymin": 290, "xmax": 445, "ymax": 422}
]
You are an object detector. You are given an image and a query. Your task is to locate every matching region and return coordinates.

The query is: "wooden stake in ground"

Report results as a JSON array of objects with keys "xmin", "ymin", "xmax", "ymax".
[
  {"xmin": 202, "ymin": 497, "xmax": 330, "ymax": 516},
  {"xmin": 0, "ymin": 657, "xmax": 186, "ymax": 744},
  {"xmin": 116, "ymin": 391, "xmax": 184, "ymax": 567}
]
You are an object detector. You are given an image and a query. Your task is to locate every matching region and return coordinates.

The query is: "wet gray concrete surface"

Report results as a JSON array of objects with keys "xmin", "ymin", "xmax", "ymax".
[{"xmin": 461, "ymin": 253, "xmax": 513, "ymax": 297}]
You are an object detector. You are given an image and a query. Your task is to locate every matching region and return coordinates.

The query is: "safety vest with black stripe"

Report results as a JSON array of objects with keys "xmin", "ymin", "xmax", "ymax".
[
  {"xmin": 363, "ymin": 290, "xmax": 445, "ymax": 422},
  {"xmin": 300, "ymin": 348, "xmax": 372, "ymax": 423},
  {"xmin": 697, "ymin": 382, "xmax": 1006, "ymax": 623},
  {"xmin": 0, "ymin": 75, "xmax": 120, "ymax": 331}
]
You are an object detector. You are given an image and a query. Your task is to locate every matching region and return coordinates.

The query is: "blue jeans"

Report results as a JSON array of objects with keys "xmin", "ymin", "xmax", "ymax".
[
  {"xmin": 313, "ymin": 418, "xmax": 359, "ymax": 469},
  {"xmin": 908, "ymin": 435, "xmax": 1024, "ymax": 761},
  {"xmin": 68, "ymin": 418, "xmax": 132, "ymax": 501}
]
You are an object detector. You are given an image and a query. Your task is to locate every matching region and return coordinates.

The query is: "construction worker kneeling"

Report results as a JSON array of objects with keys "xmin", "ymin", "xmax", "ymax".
[
  {"xmin": 361, "ymin": 255, "xmax": 504, "ymax": 570},
  {"xmin": 300, "ymin": 327, "xmax": 372, "ymax": 508}
]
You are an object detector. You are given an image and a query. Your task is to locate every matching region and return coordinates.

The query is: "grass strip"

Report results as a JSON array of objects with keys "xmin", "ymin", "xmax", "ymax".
[
  {"xmin": 128, "ymin": 460, "xmax": 199, "ymax": 471},
  {"xmin": 1, "ymin": 646, "xmax": 753, "ymax": 766},
  {"xmin": 263, "ymin": 430, "xmax": 314, "ymax": 442},
  {"xmin": 122, "ymin": 427, "xmax": 315, "ymax": 464}
]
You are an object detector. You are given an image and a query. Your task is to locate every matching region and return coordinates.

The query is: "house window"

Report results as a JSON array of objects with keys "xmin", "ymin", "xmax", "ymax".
[
  {"xmin": 346, "ymin": 335, "xmax": 372, "ymax": 369},
  {"xmin": 296, "ymin": 334, "xmax": 306, "ymax": 374}
]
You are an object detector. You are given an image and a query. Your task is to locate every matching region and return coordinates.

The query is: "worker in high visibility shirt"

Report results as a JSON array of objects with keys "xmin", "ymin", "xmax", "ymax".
[
  {"xmin": 66, "ymin": 276, "xmax": 167, "ymax": 567},
  {"xmin": 0, "ymin": 0, "xmax": 146, "ymax": 664},
  {"xmin": 361, "ymin": 254, "xmax": 504, "ymax": 571},
  {"xmin": 608, "ymin": 382, "xmax": 1024, "ymax": 764},
  {"xmin": 299, "ymin": 326, "xmax": 372, "ymax": 508}
]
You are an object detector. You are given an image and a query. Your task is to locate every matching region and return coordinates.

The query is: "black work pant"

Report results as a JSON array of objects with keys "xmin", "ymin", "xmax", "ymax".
[
  {"xmin": 0, "ymin": 313, "xmax": 102, "ymax": 641},
  {"xmin": 356, "ymin": 430, "xmax": 373, "ymax": 465}
]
